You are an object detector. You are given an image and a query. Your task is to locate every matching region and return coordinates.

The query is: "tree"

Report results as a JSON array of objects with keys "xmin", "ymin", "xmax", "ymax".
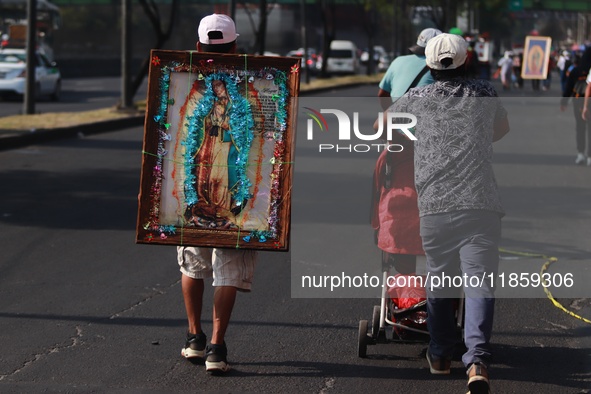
[
  {"xmin": 239, "ymin": 1, "xmax": 277, "ymax": 55},
  {"xmin": 317, "ymin": 0, "xmax": 336, "ymax": 78},
  {"xmin": 125, "ymin": 0, "xmax": 178, "ymax": 105},
  {"xmin": 355, "ymin": 0, "xmax": 379, "ymax": 75},
  {"xmin": 404, "ymin": 0, "xmax": 457, "ymax": 32}
]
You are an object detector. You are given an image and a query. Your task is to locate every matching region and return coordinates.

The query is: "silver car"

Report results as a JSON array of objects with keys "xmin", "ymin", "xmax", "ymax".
[{"xmin": 0, "ymin": 48, "xmax": 61, "ymax": 100}]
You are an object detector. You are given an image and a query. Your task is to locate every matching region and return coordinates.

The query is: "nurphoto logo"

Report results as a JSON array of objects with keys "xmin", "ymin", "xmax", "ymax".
[{"xmin": 304, "ymin": 107, "xmax": 417, "ymax": 153}]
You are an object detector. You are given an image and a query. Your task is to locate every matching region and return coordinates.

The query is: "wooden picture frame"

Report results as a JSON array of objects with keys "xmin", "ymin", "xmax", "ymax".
[
  {"xmin": 521, "ymin": 36, "xmax": 552, "ymax": 80},
  {"xmin": 136, "ymin": 49, "xmax": 300, "ymax": 251}
]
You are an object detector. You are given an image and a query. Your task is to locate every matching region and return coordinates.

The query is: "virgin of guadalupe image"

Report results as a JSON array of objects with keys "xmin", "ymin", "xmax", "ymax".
[
  {"xmin": 526, "ymin": 45, "xmax": 544, "ymax": 75},
  {"xmin": 187, "ymin": 79, "xmax": 247, "ymax": 228}
]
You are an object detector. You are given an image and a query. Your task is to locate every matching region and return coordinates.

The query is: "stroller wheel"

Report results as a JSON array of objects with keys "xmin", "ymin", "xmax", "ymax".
[
  {"xmin": 371, "ymin": 305, "xmax": 381, "ymax": 340},
  {"xmin": 357, "ymin": 320, "xmax": 369, "ymax": 358}
]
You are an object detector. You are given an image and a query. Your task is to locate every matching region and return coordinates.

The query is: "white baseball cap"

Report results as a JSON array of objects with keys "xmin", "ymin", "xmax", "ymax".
[
  {"xmin": 417, "ymin": 28, "xmax": 443, "ymax": 47},
  {"xmin": 409, "ymin": 28, "xmax": 442, "ymax": 55},
  {"xmin": 198, "ymin": 14, "xmax": 238, "ymax": 45},
  {"xmin": 425, "ymin": 33, "xmax": 468, "ymax": 70}
]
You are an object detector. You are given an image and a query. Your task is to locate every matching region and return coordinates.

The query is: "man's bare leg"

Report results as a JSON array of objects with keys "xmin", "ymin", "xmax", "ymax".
[
  {"xmin": 211, "ymin": 286, "xmax": 237, "ymax": 344},
  {"xmin": 182, "ymin": 274, "xmax": 204, "ymax": 334}
]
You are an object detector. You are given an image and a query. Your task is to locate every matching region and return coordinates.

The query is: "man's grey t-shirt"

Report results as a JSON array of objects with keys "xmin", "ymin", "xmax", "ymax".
[{"xmin": 392, "ymin": 78, "xmax": 507, "ymax": 217}]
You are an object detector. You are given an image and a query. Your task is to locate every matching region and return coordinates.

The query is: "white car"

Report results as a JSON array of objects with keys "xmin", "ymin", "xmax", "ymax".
[
  {"xmin": 0, "ymin": 48, "xmax": 61, "ymax": 100},
  {"xmin": 325, "ymin": 40, "xmax": 360, "ymax": 75}
]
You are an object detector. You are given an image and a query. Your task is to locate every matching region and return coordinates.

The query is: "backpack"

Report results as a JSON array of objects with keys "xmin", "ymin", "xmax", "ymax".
[{"xmin": 369, "ymin": 145, "xmax": 424, "ymax": 255}]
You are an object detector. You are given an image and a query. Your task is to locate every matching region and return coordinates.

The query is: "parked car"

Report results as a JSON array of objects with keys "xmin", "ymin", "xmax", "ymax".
[
  {"xmin": 321, "ymin": 40, "xmax": 360, "ymax": 75},
  {"xmin": 360, "ymin": 46, "xmax": 391, "ymax": 71},
  {"xmin": 286, "ymin": 48, "xmax": 319, "ymax": 74},
  {"xmin": 0, "ymin": 48, "xmax": 61, "ymax": 100}
]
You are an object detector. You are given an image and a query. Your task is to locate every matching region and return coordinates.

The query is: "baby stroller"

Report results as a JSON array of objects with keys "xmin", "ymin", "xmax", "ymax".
[
  {"xmin": 357, "ymin": 253, "xmax": 465, "ymax": 357},
  {"xmin": 365, "ymin": 146, "xmax": 464, "ymax": 357}
]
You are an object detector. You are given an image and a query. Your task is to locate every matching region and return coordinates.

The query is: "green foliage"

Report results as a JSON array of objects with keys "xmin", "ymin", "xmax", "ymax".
[
  {"xmin": 480, "ymin": 0, "xmax": 508, "ymax": 10},
  {"xmin": 55, "ymin": 5, "xmax": 120, "ymax": 53},
  {"xmin": 59, "ymin": 6, "xmax": 112, "ymax": 32}
]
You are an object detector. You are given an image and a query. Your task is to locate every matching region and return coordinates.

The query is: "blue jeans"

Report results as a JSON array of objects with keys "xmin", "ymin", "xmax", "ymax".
[{"xmin": 420, "ymin": 210, "xmax": 501, "ymax": 368}]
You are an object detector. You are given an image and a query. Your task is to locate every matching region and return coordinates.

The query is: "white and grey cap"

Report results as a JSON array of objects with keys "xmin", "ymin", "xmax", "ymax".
[{"xmin": 425, "ymin": 33, "xmax": 468, "ymax": 70}]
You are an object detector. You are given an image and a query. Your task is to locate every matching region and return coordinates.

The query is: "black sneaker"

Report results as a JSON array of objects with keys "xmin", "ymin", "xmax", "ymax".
[
  {"xmin": 205, "ymin": 343, "xmax": 230, "ymax": 373},
  {"xmin": 181, "ymin": 331, "xmax": 206, "ymax": 359},
  {"xmin": 426, "ymin": 349, "xmax": 451, "ymax": 375}
]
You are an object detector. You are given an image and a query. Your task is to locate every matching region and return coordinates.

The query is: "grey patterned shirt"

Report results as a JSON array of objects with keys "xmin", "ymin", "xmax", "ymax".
[{"xmin": 392, "ymin": 78, "xmax": 507, "ymax": 217}]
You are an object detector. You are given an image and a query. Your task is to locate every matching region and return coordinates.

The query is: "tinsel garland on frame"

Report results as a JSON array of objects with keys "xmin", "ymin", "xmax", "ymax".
[{"xmin": 181, "ymin": 72, "xmax": 255, "ymax": 212}]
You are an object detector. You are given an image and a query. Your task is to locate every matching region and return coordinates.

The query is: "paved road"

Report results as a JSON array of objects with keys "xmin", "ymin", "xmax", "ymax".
[{"xmin": 0, "ymin": 82, "xmax": 590, "ymax": 392}]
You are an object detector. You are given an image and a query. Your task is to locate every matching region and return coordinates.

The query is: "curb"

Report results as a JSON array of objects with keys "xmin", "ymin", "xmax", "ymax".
[{"xmin": 0, "ymin": 115, "xmax": 145, "ymax": 151}]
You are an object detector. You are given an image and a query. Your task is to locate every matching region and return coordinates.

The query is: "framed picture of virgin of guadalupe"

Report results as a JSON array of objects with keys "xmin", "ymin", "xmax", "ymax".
[
  {"xmin": 521, "ymin": 35, "xmax": 552, "ymax": 80},
  {"xmin": 136, "ymin": 50, "xmax": 301, "ymax": 251}
]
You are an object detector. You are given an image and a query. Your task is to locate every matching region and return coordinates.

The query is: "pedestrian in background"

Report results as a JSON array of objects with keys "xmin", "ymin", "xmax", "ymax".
[
  {"xmin": 542, "ymin": 54, "xmax": 555, "ymax": 91},
  {"xmin": 464, "ymin": 39, "xmax": 479, "ymax": 79},
  {"xmin": 177, "ymin": 13, "xmax": 258, "ymax": 374},
  {"xmin": 560, "ymin": 47, "xmax": 591, "ymax": 166},
  {"xmin": 512, "ymin": 50, "xmax": 524, "ymax": 89},
  {"xmin": 384, "ymin": 33, "xmax": 510, "ymax": 394},
  {"xmin": 557, "ymin": 50, "xmax": 572, "ymax": 93},
  {"xmin": 377, "ymin": 28, "xmax": 442, "ymax": 109},
  {"xmin": 497, "ymin": 51, "xmax": 513, "ymax": 91}
]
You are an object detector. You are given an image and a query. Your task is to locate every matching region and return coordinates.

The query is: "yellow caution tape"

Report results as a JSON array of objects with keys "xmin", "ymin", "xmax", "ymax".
[{"xmin": 499, "ymin": 248, "xmax": 591, "ymax": 325}]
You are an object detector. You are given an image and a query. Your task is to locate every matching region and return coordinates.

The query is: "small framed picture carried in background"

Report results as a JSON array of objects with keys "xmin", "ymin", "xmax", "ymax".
[
  {"xmin": 136, "ymin": 50, "xmax": 301, "ymax": 251},
  {"xmin": 521, "ymin": 35, "xmax": 552, "ymax": 80}
]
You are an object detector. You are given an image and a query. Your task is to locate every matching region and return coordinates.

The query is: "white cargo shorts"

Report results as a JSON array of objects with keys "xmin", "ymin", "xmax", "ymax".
[{"xmin": 177, "ymin": 246, "xmax": 258, "ymax": 291}]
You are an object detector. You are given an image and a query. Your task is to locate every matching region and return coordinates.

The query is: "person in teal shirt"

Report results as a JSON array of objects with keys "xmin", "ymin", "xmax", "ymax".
[{"xmin": 378, "ymin": 28, "xmax": 442, "ymax": 109}]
